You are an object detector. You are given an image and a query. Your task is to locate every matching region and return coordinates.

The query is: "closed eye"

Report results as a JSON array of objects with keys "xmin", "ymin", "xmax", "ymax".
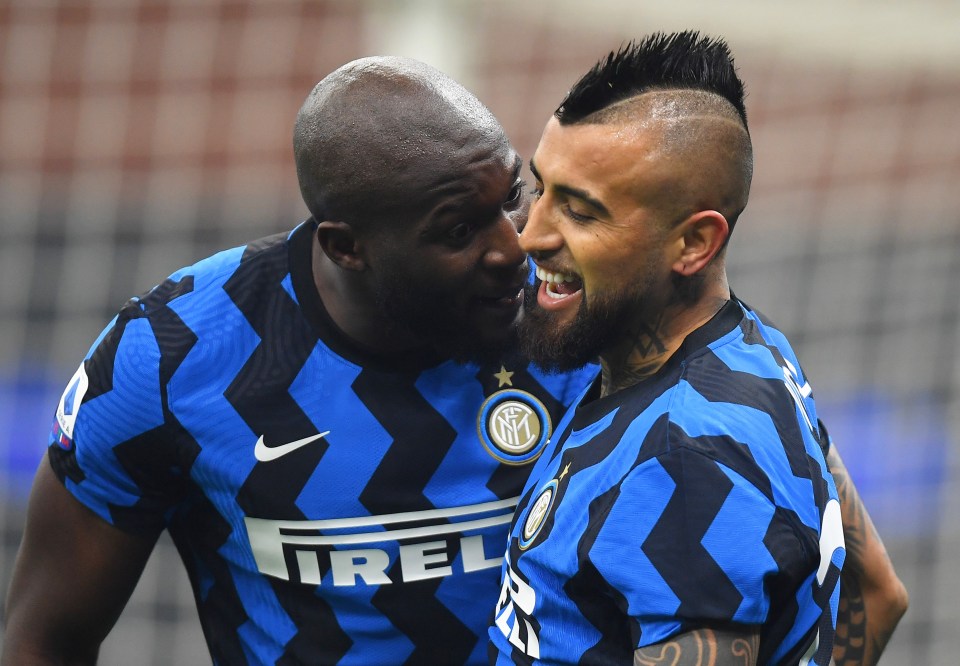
[{"xmin": 562, "ymin": 203, "xmax": 594, "ymax": 223}]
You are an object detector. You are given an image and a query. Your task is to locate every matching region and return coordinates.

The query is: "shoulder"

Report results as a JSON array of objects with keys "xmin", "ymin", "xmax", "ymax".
[{"xmin": 135, "ymin": 229, "xmax": 292, "ymax": 317}]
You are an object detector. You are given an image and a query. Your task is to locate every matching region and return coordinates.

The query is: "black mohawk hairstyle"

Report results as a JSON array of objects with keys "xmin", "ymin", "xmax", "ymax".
[{"xmin": 555, "ymin": 31, "xmax": 748, "ymax": 127}]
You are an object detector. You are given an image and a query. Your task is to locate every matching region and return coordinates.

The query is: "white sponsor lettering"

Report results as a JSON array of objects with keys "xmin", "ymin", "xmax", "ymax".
[
  {"xmin": 495, "ymin": 555, "xmax": 540, "ymax": 658},
  {"xmin": 399, "ymin": 540, "xmax": 453, "ymax": 582},
  {"xmin": 494, "ymin": 555, "xmax": 540, "ymax": 659},
  {"xmin": 461, "ymin": 534, "xmax": 502, "ymax": 572},
  {"xmin": 330, "ymin": 549, "xmax": 391, "ymax": 586},
  {"xmin": 244, "ymin": 497, "xmax": 516, "ymax": 585}
]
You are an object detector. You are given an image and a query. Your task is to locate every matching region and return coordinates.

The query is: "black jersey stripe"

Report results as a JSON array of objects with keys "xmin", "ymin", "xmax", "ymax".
[
  {"xmin": 225, "ymin": 239, "xmax": 352, "ymax": 659},
  {"xmin": 352, "ymin": 367, "xmax": 479, "ymax": 661}
]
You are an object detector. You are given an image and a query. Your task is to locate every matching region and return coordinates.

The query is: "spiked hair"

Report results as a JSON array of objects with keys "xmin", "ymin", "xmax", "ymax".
[{"xmin": 556, "ymin": 31, "xmax": 748, "ymax": 129}]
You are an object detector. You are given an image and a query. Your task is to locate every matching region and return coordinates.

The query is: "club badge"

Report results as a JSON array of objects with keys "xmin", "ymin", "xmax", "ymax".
[
  {"xmin": 519, "ymin": 480, "xmax": 558, "ymax": 550},
  {"xmin": 477, "ymin": 389, "xmax": 552, "ymax": 466}
]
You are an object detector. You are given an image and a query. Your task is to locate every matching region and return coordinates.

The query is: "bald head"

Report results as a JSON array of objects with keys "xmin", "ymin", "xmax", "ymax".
[{"xmin": 294, "ymin": 56, "xmax": 509, "ymax": 232}]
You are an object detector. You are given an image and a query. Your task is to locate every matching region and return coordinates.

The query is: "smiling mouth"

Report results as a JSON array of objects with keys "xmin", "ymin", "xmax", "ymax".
[{"xmin": 535, "ymin": 266, "xmax": 583, "ymax": 300}]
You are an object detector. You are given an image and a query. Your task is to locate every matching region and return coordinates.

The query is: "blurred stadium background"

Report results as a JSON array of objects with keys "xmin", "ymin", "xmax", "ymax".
[{"xmin": 1, "ymin": 1, "xmax": 958, "ymax": 663}]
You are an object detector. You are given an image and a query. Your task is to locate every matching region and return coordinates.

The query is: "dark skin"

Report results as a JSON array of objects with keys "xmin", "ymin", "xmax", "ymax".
[
  {"xmin": 312, "ymin": 152, "xmax": 529, "ymax": 358},
  {"xmin": 297, "ymin": 58, "xmax": 530, "ymax": 360},
  {"xmin": 2, "ymin": 57, "xmax": 532, "ymax": 666},
  {"xmin": 3, "ymin": 458, "xmax": 160, "ymax": 665}
]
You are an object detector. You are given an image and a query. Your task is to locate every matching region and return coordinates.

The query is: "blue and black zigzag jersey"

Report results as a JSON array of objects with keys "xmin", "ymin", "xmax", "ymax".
[
  {"xmin": 47, "ymin": 220, "xmax": 596, "ymax": 665},
  {"xmin": 490, "ymin": 299, "xmax": 845, "ymax": 666}
]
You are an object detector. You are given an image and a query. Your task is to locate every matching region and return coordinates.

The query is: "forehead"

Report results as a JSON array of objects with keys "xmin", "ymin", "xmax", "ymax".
[
  {"xmin": 417, "ymin": 136, "xmax": 520, "ymax": 213},
  {"xmin": 533, "ymin": 117, "xmax": 668, "ymax": 201}
]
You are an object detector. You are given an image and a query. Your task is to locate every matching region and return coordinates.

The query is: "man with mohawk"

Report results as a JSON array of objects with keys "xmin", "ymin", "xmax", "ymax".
[{"xmin": 490, "ymin": 32, "xmax": 906, "ymax": 665}]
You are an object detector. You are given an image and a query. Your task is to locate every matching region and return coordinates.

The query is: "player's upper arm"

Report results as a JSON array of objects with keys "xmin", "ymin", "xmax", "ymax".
[
  {"xmin": 633, "ymin": 625, "xmax": 760, "ymax": 665},
  {"xmin": 2, "ymin": 455, "xmax": 160, "ymax": 666}
]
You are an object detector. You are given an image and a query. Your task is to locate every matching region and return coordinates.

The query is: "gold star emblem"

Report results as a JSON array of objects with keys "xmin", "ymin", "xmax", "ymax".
[
  {"xmin": 557, "ymin": 462, "xmax": 571, "ymax": 482},
  {"xmin": 493, "ymin": 365, "xmax": 514, "ymax": 387}
]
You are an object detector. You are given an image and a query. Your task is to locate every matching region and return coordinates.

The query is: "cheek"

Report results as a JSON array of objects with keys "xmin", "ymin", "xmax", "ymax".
[
  {"xmin": 405, "ymin": 259, "xmax": 476, "ymax": 297},
  {"xmin": 580, "ymin": 239, "xmax": 664, "ymax": 291},
  {"xmin": 572, "ymin": 235, "xmax": 623, "ymax": 278}
]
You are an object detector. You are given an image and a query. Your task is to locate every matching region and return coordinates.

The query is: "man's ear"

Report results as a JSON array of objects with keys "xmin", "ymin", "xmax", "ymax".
[
  {"xmin": 316, "ymin": 220, "xmax": 366, "ymax": 271},
  {"xmin": 671, "ymin": 210, "xmax": 729, "ymax": 276}
]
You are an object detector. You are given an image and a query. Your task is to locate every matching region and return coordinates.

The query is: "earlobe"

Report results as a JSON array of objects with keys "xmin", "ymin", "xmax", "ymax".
[
  {"xmin": 316, "ymin": 221, "xmax": 366, "ymax": 271},
  {"xmin": 672, "ymin": 211, "xmax": 729, "ymax": 276}
]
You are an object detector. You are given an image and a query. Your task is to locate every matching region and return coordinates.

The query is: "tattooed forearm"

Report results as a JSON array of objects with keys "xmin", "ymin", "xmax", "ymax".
[
  {"xmin": 833, "ymin": 572, "xmax": 867, "ymax": 664},
  {"xmin": 827, "ymin": 443, "xmax": 907, "ymax": 665},
  {"xmin": 633, "ymin": 627, "xmax": 760, "ymax": 666}
]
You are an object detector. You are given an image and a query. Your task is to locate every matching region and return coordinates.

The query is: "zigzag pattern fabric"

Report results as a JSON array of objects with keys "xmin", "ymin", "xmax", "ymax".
[
  {"xmin": 48, "ymin": 220, "xmax": 596, "ymax": 665},
  {"xmin": 490, "ymin": 299, "xmax": 844, "ymax": 665}
]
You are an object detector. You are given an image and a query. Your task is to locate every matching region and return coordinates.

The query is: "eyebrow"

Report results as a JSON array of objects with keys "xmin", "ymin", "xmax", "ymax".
[{"xmin": 529, "ymin": 158, "xmax": 611, "ymax": 218}]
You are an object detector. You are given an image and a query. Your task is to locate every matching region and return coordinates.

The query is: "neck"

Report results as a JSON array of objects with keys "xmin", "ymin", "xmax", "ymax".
[{"xmin": 598, "ymin": 289, "xmax": 730, "ymax": 398}]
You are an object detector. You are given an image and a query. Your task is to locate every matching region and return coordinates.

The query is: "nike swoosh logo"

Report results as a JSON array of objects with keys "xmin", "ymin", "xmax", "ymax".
[{"xmin": 254, "ymin": 431, "xmax": 330, "ymax": 462}]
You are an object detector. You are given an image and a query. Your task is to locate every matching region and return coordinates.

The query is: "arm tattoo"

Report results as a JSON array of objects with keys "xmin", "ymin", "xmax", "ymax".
[
  {"xmin": 834, "ymin": 572, "xmax": 868, "ymax": 664},
  {"xmin": 829, "ymin": 448, "xmax": 874, "ymax": 576},
  {"xmin": 828, "ymin": 446, "xmax": 899, "ymax": 665},
  {"xmin": 633, "ymin": 627, "xmax": 760, "ymax": 666}
]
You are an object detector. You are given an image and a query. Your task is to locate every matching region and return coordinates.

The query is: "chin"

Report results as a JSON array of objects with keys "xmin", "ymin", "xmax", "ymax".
[
  {"xmin": 444, "ymin": 338, "xmax": 520, "ymax": 366},
  {"xmin": 438, "ymin": 321, "xmax": 521, "ymax": 366},
  {"xmin": 517, "ymin": 287, "xmax": 609, "ymax": 372}
]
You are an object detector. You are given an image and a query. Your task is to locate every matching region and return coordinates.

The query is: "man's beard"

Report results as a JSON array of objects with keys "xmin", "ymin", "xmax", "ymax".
[
  {"xmin": 518, "ymin": 282, "xmax": 642, "ymax": 372},
  {"xmin": 373, "ymin": 271, "xmax": 519, "ymax": 366}
]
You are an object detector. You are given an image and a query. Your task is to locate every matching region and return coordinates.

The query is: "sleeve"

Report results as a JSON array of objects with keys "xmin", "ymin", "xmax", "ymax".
[
  {"xmin": 588, "ymin": 446, "xmax": 814, "ymax": 648},
  {"xmin": 48, "ymin": 299, "xmax": 177, "ymax": 532}
]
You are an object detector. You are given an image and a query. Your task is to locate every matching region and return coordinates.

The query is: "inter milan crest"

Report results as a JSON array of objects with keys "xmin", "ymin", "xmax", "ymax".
[
  {"xmin": 519, "ymin": 479, "xmax": 557, "ymax": 550},
  {"xmin": 477, "ymin": 388, "xmax": 552, "ymax": 466}
]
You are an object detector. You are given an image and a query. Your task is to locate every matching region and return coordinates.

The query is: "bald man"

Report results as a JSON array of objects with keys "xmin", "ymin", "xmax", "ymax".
[
  {"xmin": 1, "ymin": 56, "xmax": 595, "ymax": 665},
  {"xmin": 490, "ymin": 32, "xmax": 901, "ymax": 666}
]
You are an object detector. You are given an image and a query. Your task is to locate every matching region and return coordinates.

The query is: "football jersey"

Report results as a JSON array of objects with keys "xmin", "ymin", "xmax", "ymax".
[
  {"xmin": 47, "ymin": 220, "xmax": 596, "ymax": 665},
  {"xmin": 490, "ymin": 299, "xmax": 845, "ymax": 665}
]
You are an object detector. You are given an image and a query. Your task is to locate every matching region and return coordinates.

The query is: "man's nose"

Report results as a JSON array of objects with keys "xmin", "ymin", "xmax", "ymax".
[
  {"xmin": 482, "ymin": 213, "xmax": 527, "ymax": 269},
  {"xmin": 519, "ymin": 196, "xmax": 562, "ymax": 258}
]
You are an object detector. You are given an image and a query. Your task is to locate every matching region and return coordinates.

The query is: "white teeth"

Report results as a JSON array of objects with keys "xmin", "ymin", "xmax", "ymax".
[
  {"xmin": 534, "ymin": 265, "xmax": 579, "ymax": 300},
  {"xmin": 535, "ymin": 266, "xmax": 577, "ymax": 284}
]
